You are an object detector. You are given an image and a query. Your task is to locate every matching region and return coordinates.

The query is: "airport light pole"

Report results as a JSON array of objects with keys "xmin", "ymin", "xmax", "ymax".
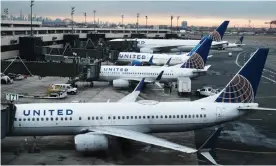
[
  {"xmin": 71, "ymin": 7, "xmax": 75, "ymax": 34},
  {"xmin": 177, "ymin": 16, "xmax": 180, "ymax": 31},
  {"xmin": 170, "ymin": 15, "xmax": 173, "ymax": 33},
  {"xmin": 30, "ymin": 0, "xmax": 34, "ymax": 36},
  {"xmin": 84, "ymin": 12, "xmax": 87, "ymax": 25},
  {"xmin": 145, "ymin": 16, "xmax": 148, "ymax": 29},
  {"xmin": 93, "ymin": 9, "xmax": 96, "ymax": 31},
  {"xmin": 136, "ymin": 13, "xmax": 140, "ymax": 33},
  {"xmin": 121, "ymin": 14, "xmax": 124, "ymax": 26},
  {"xmin": 93, "ymin": 10, "xmax": 96, "ymax": 24}
]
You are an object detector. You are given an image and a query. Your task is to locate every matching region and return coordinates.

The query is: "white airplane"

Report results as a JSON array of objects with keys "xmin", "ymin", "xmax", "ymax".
[
  {"xmin": 110, "ymin": 21, "xmax": 229, "ymax": 53},
  {"xmin": 225, "ymin": 36, "xmax": 245, "ymax": 48},
  {"xmin": 116, "ymin": 41, "xmax": 213, "ymax": 66},
  {"xmin": 99, "ymin": 38, "xmax": 212, "ymax": 88},
  {"xmin": 5, "ymin": 48, "xmax": 275, "ymax": 165}
]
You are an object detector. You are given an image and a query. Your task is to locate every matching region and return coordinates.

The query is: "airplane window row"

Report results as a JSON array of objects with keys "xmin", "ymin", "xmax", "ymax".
[
  {"xmin": 86, "ymin": 116, "xmax": 103, "ymax": 120},
  {"xmin": 107, "ymin": 114, "xmax": 206, "ymax": 120},
  {"xmin": 14, "ymin": 114, "xmax": 207, "ymax": 122},
  {"xmin": 101, "ymin": 72, "xmax": 174, "ymax": 76},
  {"xmin": 15, "ymin": 117, "xmax": 73, "ymax": 121}
]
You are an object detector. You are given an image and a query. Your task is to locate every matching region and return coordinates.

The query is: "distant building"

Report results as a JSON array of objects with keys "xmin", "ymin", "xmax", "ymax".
[{"xmin": 181, "ymin": 21, "xmax": 188, "ymax": 30}]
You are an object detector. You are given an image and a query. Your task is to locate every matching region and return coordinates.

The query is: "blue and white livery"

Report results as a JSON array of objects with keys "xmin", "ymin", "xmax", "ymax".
[
  {"xmin": 4, "ymin": 48, "xmax": 276, "ymax": 165},
  {"xmin": 110, "ymin": 21, "xmax": 230, "ymax": 53}
]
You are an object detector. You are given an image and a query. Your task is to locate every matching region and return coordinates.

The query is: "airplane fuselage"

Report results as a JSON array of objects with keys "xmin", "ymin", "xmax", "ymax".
[
  {"xmin": 98, "ymin": 65, "xmax": 199, "ymax": 83},
  {"xmin": 117, "ymin": 52, "xmax": 189, "ymax": 66},
  {"xmin": 110, "ymin": 39, "xmax": 228, "ymax": 52},
  {"xmin": 10, "ymin": 102, "xmax": 257, "ymax": 136}
]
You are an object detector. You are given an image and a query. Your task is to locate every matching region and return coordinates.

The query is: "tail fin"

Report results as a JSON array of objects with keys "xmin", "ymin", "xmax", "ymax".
[
  {"xmin": 149, "ymin": 56, "xmax": 153, "ymax": 65},
  {"xmin": 187, "ymin": 38, "xmax": 205, "ymax": 57},
  {"xmin": 235, "ymin": 36, "xmax": 244, "ymax": 44},
  {"xmin": 181, "ymin": 38, "xmax": 212, "ymax": 69},
  {"xmin": 198, "ymin": 126, "xmax": 224, "ymax": 165},
  {"xmin": 215, "ymin": 48, "xmax": 269, "ymax": 103},
  {"xmin": 209, "ymin": 21, "xmax": 230, "ymax": 42}
]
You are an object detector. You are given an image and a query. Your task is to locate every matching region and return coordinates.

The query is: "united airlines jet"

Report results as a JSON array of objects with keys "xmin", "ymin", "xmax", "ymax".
[
  {"xmin": 99, "ymin": 38, "xmax": 212, "ymax": 88},
  {"xmin": 4, "ymin": 48, "xmax": 275, "ymax": 165},
  {"xmin": 116, "ymin": 37, "xmax": 211, "ymax": 66},
  {"xmin": 110, "ymin": 21, "xmax": 230, "ymax": 53},
  {"xmin": 226, "ymin": 36, "xmax": 245, "ymax": 48}
]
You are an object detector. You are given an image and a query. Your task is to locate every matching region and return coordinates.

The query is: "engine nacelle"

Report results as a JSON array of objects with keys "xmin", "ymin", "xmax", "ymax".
[
  {"xmin": 74, "ymin": 134, "xmax": 109, "ymax": 152},
  {"xmin": 140, "ymin": 47, "xmax": 154, "ymax": 53},
  {"xmin": 113, "ymin": 79, "xmax": 130, "ymax": 88},
  {"xmin": 130, "ymin": 60, "xmax": 143, "ymax": 66}
]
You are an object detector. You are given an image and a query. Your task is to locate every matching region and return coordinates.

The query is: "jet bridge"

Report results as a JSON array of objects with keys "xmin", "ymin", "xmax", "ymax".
[
  {"xmin": 1, "ymin": 57, "xmax": 101, "ymax": 80},
  {"xmin": 1, "ymin": 104, "xmax": 16, "ymax": 138}
]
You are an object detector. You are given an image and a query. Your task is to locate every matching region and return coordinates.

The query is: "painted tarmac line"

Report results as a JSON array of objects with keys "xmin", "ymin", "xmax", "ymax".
[{"xmin": 236, "ymin": 51, "xmax": 276, "ymax": 84}]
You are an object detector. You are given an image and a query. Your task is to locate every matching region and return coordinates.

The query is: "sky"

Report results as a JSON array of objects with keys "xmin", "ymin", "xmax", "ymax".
[{"xmin": 1, "ymin": 1, "xmax": 276, "ymax": 27}]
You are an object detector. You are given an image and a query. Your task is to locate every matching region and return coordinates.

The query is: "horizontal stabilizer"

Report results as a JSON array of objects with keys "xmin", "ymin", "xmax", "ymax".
[
  {"xmin": 193, "ymin": 65, "xmax": 211, "ymax": 73},
  {"xmin": 238, "ymin": 106, "xmax": 276, "ymax": 112}
]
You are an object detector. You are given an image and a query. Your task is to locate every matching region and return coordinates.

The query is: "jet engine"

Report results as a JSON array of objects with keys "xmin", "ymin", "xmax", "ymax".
[
  {"xmin": 74, "ymin": 133, "xmax": 109, "ymax": 152},
  {"xmin": 140, "ymin": 47, "xmax": 154, "ymax": 53},
  {"xmin": 130, "ymin": 60, "xmax": 143, "ymax": 66},
  {"xmin": 113, "ymin": 79, "xmax": 130, "ymax": 88}
]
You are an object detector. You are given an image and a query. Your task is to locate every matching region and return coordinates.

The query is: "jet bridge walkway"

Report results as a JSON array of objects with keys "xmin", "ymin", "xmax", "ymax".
[{"xmin": 1, "ymin": 103, "xmax": 16, "ymax": 139}]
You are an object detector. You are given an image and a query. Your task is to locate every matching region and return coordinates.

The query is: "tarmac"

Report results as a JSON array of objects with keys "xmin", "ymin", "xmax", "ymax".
[{"xmin": 1, "ymin": 35, "xmax": 276, "ymax": 165}]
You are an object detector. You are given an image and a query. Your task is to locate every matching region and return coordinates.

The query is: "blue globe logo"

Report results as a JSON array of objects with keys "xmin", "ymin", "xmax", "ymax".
[
  {"xmin": 182, "ymin": 52, "xmax": 204, "ymax": 69},
  {"xmin": 216, "ymin": 74, "xmax": 254, "ymax": 103},
  {"xmin": 209, "ymin": 30, "xmax": 222, "ymax": 42}
]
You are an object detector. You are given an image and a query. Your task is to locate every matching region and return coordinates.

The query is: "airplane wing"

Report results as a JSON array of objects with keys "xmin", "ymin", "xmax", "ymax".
[
  {"xmin": 122, "ymin": 70, "xmax": 164, "ymax": 88},
  {"xmin": 82, "ymin": 126, "xmax": 224, "ymax": 165},
  {"xmin": 211, "ymin": 41, "xmax": 229, "ymax": 49},
  {"xmin": 117, "ymin": 78, "xmax": 145, "ymax": 103},
  {"xmin": 144, "ymin": 45, "xmax": 184, "ymax": 53},
  {"xmin": 88, "ymin": 126, "xmax": 197, "ymax": 154}
]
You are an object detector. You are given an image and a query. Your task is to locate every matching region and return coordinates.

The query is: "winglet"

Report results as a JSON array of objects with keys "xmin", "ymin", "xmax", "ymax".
[
  {"xmin": 117, "ymin": 78, "xmax": 145, "ymax": 103},
  {"xmin": 198, "ymin": 126, "xmax": 224, "ymax": 165},
  {"xmin": 181, "ymin": 38, "xmax": 212, "ymax": 69},
  {"xmin": 164, "ymin": 57, "xmax": 172, "ymax": 66},
  {"xmin": 154, "ymin": 70, "xmax": 164, "ymax": 88},
  {"xmin": 156, "ymin": 70, "xmax": 164, "ymax": 81},
  {"xmin": 149, "ymin": 56, "xmax": 154, "ymax": 65},
  {"xmin": 209, "ymin": 20, "xmax": 230, "ymax": 41},
  {"xmin": 134, "ymin": 78, "xmax": 145, "ymax": 91}
]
